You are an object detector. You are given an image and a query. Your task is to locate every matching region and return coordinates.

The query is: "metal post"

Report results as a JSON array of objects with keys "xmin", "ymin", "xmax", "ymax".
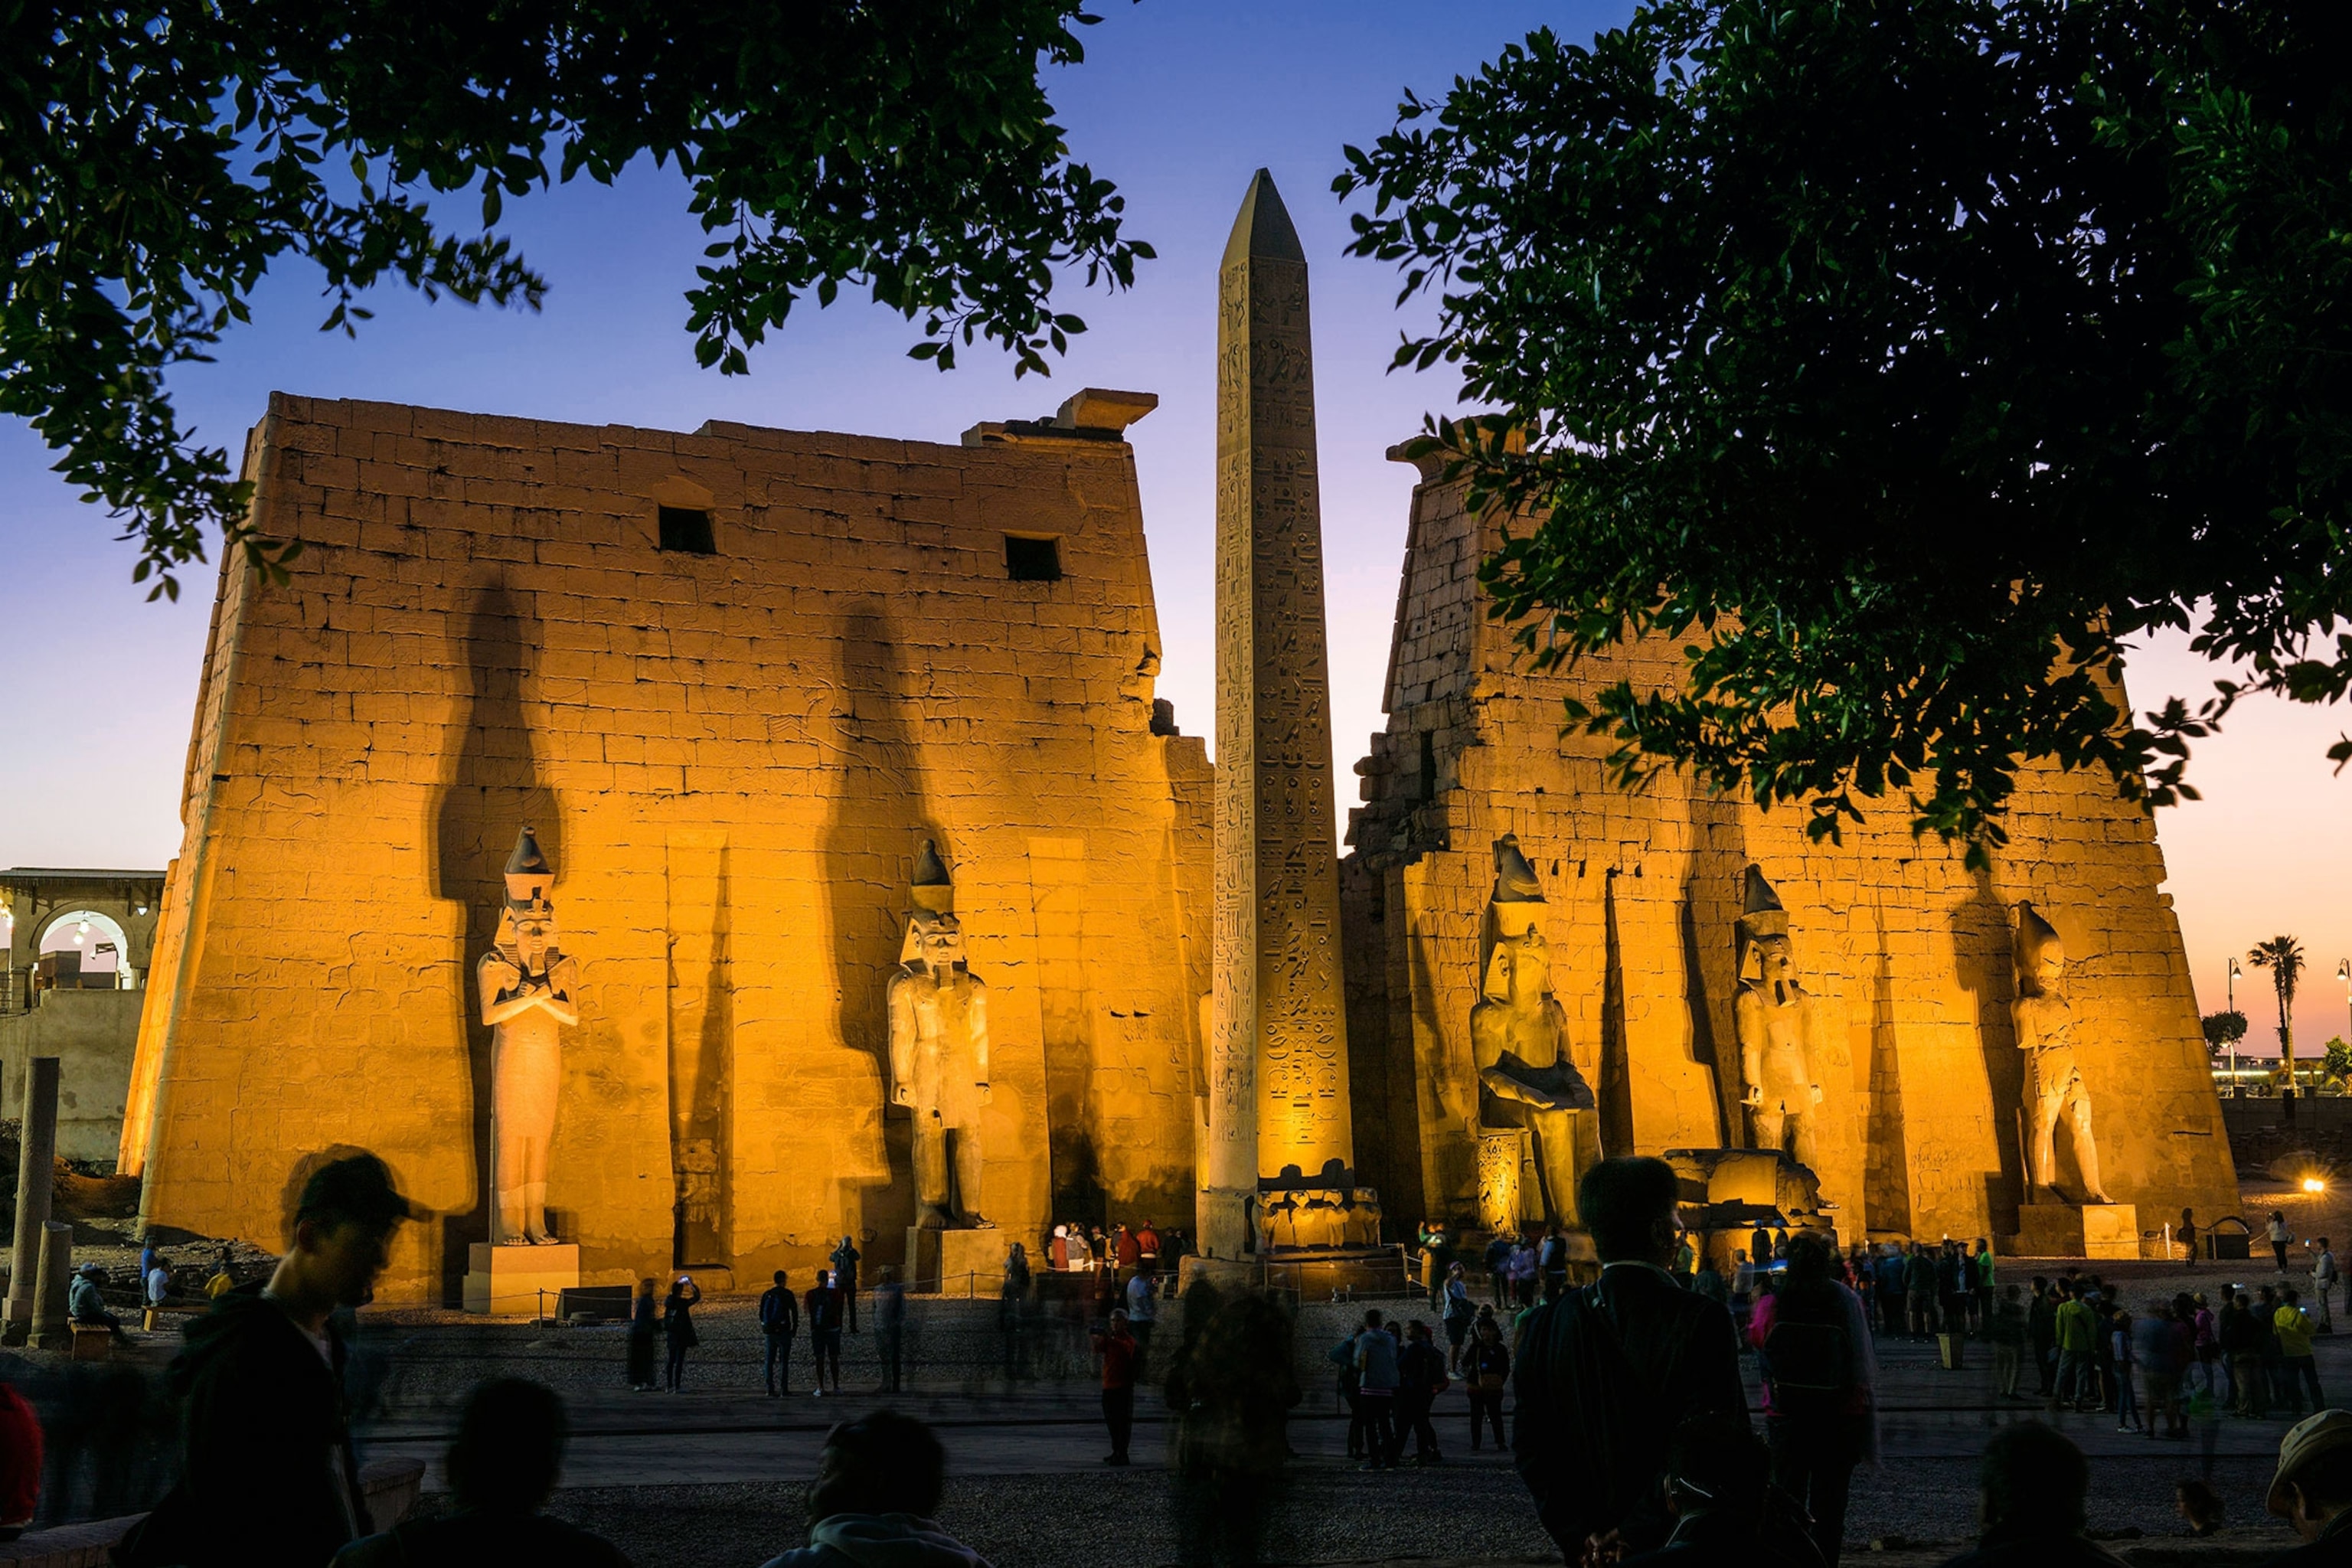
[{"xmin": 2229, "ymin": 959, "xmax": 2241, "ymax": 1097}]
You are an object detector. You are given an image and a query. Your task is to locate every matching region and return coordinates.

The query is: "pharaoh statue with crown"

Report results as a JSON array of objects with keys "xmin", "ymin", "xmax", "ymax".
[
  {"xmin": 478, "ymin": 827, "xmax": 581, "ymax": 1245},
  {"xmin": 2013, "ymin": 901, "xmax": 2111, "ymax": 1203},
  {"xmin": 1733, "ymin": 866, "xmax": 1823, "ymax": 1169},
  {"xmin": 888, "ymin": 841, "xmax": 993, "ymax": 1229},
  {"xmin": 1469, "ymin": 835, "xmax": 1596, "ymax": 1229}
]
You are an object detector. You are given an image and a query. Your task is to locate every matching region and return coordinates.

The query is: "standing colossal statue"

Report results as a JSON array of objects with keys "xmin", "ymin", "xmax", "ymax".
[
  {"xmin": 2013, "ymin": 901, "xmax": 2111, "ymax": 1204},
  {"xmin": 1733, "ymin": 867, "xmax": 1823, "ymax": 1170},
  {"xmin": 477, "ymin": 827, "xmax": 580, "ymax": 1246},
  {"xmin": 888, "ymin": 841, "xmax": 993, "ymax": 1230}
]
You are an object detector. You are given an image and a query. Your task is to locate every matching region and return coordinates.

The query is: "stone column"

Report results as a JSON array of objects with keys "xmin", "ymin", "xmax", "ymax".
[
  {"xmin": 1202, "ymin": 169, "xmax": 1373, "ymax": 1258},
  {"xmin": 30, "ymin": 1221, "xmax": 73, "ymax": 1350},
  {"xmin": 5, "ymin": 1056, "xmax": 60, "ymax": 1340}
]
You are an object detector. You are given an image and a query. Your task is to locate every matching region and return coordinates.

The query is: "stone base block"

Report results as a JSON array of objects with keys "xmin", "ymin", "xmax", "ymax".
[
  {"xmin": 906, "ymin": 1227, "xmax": 1008, "ymax": 1295},
  {"xmin": 462, "ymin": 1243, "xmax": 579, "ymax": 1316},
  {"xmin": 1181, "ymin": 1246, "xmax": 1408, "ymax": 1299},
  {"xmin": 2011, "ymin": 1203, "xmax": 2140, "ymax": 1259}
]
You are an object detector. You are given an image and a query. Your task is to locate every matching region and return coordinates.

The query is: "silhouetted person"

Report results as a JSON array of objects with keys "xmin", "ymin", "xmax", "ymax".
[
  {"xmin": 119, "ymin": 1153, "xmax": 412, "ymax": 1568},
  {"xmin": 1093, "ymin": 1308, "xmax": 1139, "ymax": 1465},
  {"xmin": 626, "ymin": 1278, "xmax": 658, "ymax": 1391},
  {"xmin": 807, "ymin": 1269, "xmax": 844, "ymax": 1395},
  {"xmin": 1514, "ymin": 1156, "xmax": 1747, "ymax": 1562},
  {"xmin": 1166, "ymin": 1291, "xmax": 1301, "ymax": 1567},
  {"xmin": 759, "ymin": 1411, "xmax": 988, "ymax": 1567},
  {"xmin": 831, "ymin": 1236, "xmax": 862, "ymax": 1333},
  {"xmin": 761, "ymin": 1270, "xmax": 800, "ymax": 1397},
  {"xmin": 1749, "ymin": 1232, "xmax": 1875, "ymax": 1566},
  {"xmin": 1936, "ymin": 1422, "xmax": 2122, "ymax": 1566},
  {"xmin": 329, "ymin": 1378, "xmax": 629, "ymax": 1567},
  {"xmin": 662, "ymin": 1276, "xmax": 701, "ymax": 1393},
  {"xmin": 2265, "ymin": 1410, "xmax": 2352, "ymax": 1565},
  {"xmin": 874, "ymin": 1266, "xmax": 906, "ymax": 1393}
]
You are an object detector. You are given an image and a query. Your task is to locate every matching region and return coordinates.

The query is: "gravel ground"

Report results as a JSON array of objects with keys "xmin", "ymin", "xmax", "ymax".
[{"xmin": 511, "ymin": 1454, "xmax": 2300, "ymax": 1567}]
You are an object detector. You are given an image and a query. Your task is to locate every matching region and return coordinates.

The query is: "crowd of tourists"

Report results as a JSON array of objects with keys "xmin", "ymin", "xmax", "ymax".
[{"xmin": 5, "ymin": 1150, "xmax": 2350, "ymax": 1566}]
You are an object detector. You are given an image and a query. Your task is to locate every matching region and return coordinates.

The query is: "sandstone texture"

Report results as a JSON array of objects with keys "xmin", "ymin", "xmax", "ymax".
[
  {"xmin": 1341, "ymin": 459, "xmax": 2238, "ymax": 1246},
  {"xmin": 122, "ymin": 393, "xmax": 1210, "ymax": 1302}
]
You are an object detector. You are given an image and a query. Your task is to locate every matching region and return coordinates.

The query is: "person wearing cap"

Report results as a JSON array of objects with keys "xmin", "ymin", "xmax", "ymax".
[
  {"xmin": 68, "ymin": 1263, "xmax": 129, "ymax": 1339},
  {"xmin": 118, "ymin": 1152, "xmax": 411, "ymax": 1568},
  {"xmin": 2266, "ymin": 1409, "xmax": 2352, "ymax": 1563}
]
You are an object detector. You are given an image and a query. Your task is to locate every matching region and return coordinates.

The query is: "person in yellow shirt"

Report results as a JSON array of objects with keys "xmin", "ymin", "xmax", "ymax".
[
  {"xmin": 204, "ymin": 1265, "xmax": 235, "ymax": 1300},
  {"xmin": 2275, "ymin": 1289, "xmax": 2326, "ymax": 1415}
]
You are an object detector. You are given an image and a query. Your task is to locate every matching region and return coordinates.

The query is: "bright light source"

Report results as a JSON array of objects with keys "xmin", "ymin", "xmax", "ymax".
[
  {"xmin": 2304, "ymin": 1178, "xmax": 2328, "ymax": 1194},
  {"xmin": 77, "ymin": 920, "xmax": 90, "ymax": 935},
  {"xmin": 71, "ymin": 934, "xmax": 83, "ymax": 946}
]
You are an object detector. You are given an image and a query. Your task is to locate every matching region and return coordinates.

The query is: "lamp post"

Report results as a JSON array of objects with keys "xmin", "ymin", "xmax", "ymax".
[
  {"xmin": 2230, "ymin": 956, "xmax": 2243, "ymax": 1096},
  {"xmin": 2339, "ymin": 960, "xmax": 2350, "ymax": 1091}
]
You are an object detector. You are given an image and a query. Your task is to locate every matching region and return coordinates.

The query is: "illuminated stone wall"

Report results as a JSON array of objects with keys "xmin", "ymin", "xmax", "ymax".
[
  {"xmin": 124, "ymin": 394, "xmax": 1210, "ymax": 1302},
  {"xmin": 1342, "ymin": 456, "xmax": 2239, "ymax": 1246}
]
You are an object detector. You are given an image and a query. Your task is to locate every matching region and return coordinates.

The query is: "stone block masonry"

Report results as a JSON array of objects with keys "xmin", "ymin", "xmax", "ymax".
[
  {"xmin": 122, "ymin": 393, "xmax": 1210, "ymax": 1304},
  {"xmin": 1343, "ymin": 454, "xmax": 2237, "ymax": 1246}
]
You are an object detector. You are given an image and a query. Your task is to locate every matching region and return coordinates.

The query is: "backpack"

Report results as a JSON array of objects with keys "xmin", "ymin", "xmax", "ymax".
[{"xmin": 1762, "ymin": 1285, "xmax": 1855, "ymax": 1417}]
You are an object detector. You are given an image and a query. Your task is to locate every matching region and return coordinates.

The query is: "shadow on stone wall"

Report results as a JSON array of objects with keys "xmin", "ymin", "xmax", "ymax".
[
  {"xmin": 431, "ymin": 578, "xmax": 562, "ymax": 1304},
  {"xmin": 819, "ymin": 603, "xmax": 939, "ymax": 1266},
  {"xmin": 1955, "ymin": 866, "xmax": 2028, "ymax": 1230}
]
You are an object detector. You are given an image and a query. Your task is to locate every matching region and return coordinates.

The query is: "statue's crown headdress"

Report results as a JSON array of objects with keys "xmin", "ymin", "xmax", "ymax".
[
  {"xmin": 503, "ymin": 826, "xmax": 554, "ymax": 915},
  {"xmin": 901, "ymin": 841, "xmax": 962, "ymax": 964},
  {"xmin": 1490, "ymin": 835, "xmax": 1546, "ymax": 905},
  {"xmin": 1736, "ymin": 864, "xmax": 1788, "ymax": 941},
  {"xmin": 2015, "ymin": 900, "xmax": 2063, "ymax": 972}
]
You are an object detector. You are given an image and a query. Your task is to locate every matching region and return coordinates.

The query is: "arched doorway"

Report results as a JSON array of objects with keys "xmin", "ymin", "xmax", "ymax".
[{"xmin": 38, "ymin": 909, "xmax": 136, "ymax": 990}]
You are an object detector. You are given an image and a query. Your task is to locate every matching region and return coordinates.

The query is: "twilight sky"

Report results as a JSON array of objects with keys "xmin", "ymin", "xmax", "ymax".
[{"xmin": 2, "ymin": 2, "xmax": 2346, "ymax": 1049}]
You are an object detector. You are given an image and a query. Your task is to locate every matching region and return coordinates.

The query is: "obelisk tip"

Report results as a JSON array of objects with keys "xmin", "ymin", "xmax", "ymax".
[{"xmin": 1222, "ymin": 168, "xmax": 1305, "ymax": 270}]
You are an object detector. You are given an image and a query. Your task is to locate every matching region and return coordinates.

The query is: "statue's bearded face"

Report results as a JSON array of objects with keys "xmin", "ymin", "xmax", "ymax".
[
  {"xmin": 2034, "ymin": 946, "xmax": 2065, "ymax": 991},
  {"xmin": 1756, "ymin": 935, "xmax": 1795, "ymax": 990},
  {"xmin": 1488, "ymin": 925, "xmax": 1548, "ymax": 1005},
  {"xmin": 919, "ymin": 917, "xmax": 965, "ymax": 970},
  {"xmin": 513, "ymin": 913, "xmax": 556, "ymax": 969}
]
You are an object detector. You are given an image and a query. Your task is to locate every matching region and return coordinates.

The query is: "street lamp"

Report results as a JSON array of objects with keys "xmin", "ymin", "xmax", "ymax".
[
  {"xmin": 2340, "ymin": 960, "xmax": 2350, "ymax": 1086},
  {"xmin": 2230, "ymin": 956, "xmax": 2244, "ymax": 1096}
]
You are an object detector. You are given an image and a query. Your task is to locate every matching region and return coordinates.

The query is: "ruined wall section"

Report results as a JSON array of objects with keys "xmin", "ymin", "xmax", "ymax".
[
  {"xmin": 129, "ymin": 395, "xmax": 1208, "ymax": 1301},
  {"xmin": 1344, "ymin": 464, "xmax": 2236, "ymax": 1246}
]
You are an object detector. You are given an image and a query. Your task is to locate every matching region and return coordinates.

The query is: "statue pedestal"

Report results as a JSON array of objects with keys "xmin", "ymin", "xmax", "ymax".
[
  {"xmin": 906, "ymin": 1227, "xmax": 1007, "ymax": 1296},
  {"xmin": 2014, "ymin": 1203, "xmax": 2138, "ymax": 1260},
  {"xmin": 462, "ymin": 1243, "xmax": 579, "ymax": 1316}
]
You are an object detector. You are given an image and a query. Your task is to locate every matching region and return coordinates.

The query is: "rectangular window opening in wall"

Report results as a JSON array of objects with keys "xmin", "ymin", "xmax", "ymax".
[
  {"xmin": 1004, "ymin": 534, "xmax": 1062, "ymax": 582},
  {"xmin": 658, "ymin": 506, "xmax": 717, "ymax": 555}
]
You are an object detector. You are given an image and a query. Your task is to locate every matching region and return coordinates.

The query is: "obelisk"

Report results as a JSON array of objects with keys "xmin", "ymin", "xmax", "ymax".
[{"xmin": 1200, "ymin": 169, "xmax": 1373, "ymax": 1261}]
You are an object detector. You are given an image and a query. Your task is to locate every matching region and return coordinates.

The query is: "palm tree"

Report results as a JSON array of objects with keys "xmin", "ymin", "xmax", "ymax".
[{"xmin": 2249, "ymin": 936, "xmax": 2308, "ymax": 1094}]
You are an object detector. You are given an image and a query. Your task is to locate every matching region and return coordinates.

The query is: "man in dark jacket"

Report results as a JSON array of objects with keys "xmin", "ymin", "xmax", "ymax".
[
  {"xmin": 1390, "ymin": 1321, "xmax": 1447, "ymax": 1466},
  {"xmin": 119, "ymin": 1152, "xmax": 412, "ymax": 1568},
  {"xmin": 760, "ymin": 1270, "xmax": 799, "ymax": 1397},
  {"xmin": 1513, "ymin": 1156, "xmax": 1748, "ymax": 1563}
]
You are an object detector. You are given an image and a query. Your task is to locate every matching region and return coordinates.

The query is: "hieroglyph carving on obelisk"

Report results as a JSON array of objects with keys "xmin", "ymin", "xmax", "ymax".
[{"xmin": 1202, "ymin": 169, "xmax": 1369, "ymax": 1256}]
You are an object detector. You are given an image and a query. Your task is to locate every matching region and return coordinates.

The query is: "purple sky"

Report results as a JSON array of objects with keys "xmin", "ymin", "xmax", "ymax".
[{"xmin": 2, "ymin": 2, "xmax": 2345, "ymax": 1048}]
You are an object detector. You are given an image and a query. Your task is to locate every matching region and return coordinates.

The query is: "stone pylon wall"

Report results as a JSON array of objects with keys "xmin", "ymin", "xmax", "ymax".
[
  {"xmin": 124, "ymin": 395, "xmax": 1210, "ymax": 1303},
  {"xmin": 1342, "ymin": 456, "xmax": 2237, "ymax": 1246}
]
